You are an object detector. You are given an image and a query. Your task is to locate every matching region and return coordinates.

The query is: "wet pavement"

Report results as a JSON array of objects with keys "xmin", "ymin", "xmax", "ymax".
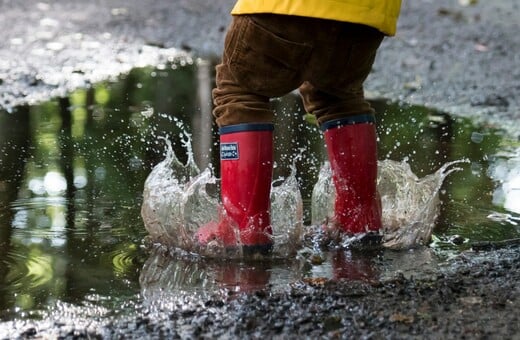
[
  {"xmin": 1, "ymin": 0, "xmax": 520, "ymax": 338},
  {"xmin": 369, "ymin": 0, "xmax": 520, "ymax": 138}
]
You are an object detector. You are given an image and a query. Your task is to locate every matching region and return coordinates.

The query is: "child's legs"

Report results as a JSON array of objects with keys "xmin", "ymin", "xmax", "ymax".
[
  {"xmin": 212, "ymin": 14, "xmax": 314, "ymax": 126},
  {"xmin": 299, "ymin": 24, "xmax": 384, "ymax": 123}
]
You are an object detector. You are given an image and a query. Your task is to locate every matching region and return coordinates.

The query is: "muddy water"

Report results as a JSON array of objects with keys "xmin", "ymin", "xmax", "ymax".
[{"xmin": 0, "ymin": 61, "xmax": 519, "ymax": 326}]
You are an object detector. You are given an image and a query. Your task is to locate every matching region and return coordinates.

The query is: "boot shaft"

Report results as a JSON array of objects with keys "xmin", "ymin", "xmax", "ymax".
[
  {"xmin": 219, "ymin": 123, "xmax": 274, "ymax": 246},
  {"xmin": 322, "ymin": 114, "xmax": 382, "ymax": 234}
]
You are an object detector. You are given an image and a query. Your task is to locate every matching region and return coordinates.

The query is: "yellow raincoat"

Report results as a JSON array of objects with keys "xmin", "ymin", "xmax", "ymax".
[{"xmin": 231, "ymin": 0, "xmax": 402, "ymax": 36}]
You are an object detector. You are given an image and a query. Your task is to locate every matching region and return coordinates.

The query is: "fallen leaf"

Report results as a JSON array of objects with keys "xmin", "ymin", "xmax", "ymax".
[
  {"xmin": 459, "ymin": 0, "xmax": 478, "ymax": 6},
  {"xmin": 303, "ymin": 277, "xmax": 328, "ymax": 286},
  {"xmin": 390, "ymin": 313, "xmax": 415, "ymax": 324},
  {"xmin": 474, "ymin": 43, "xmax": 489, "ymax": 52},
  {"xmin": 459, "ymin": 296, "xmax": 483, "ymax": 305}
]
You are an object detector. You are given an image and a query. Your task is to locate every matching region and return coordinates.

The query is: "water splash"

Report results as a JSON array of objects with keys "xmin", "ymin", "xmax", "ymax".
[
  {"xmin": 142, "ymin": 132, "xmax": 467, "ymax": 255},
  {"xmin": 141, "ymin": 133, "xmax": 218, "ymax": 253},
  {"xmin": 310, "ymin": 159, "xmax": 468, "ymax": 249},
  {"xmin": 141, "ymin": 136, "xmax": 304, "ymax": 258},
  {"xmin": 270, "ymin": 164, "xmax": 304, "ymax": 256},
  {"xmin": 310, "ymin": 161, "xmax": 335, "ymax": 227},
  {"xmin": 379, "ymin": 159, "xmax": 468, "ymax": 249}
]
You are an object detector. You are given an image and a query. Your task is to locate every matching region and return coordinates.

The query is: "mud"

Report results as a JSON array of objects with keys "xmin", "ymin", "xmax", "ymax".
[{"xmin": 1, "ymin": 0, "xmax": 519, "ymax": 338}]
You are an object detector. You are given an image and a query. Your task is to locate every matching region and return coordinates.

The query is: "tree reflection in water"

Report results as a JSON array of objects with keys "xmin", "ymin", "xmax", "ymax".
[{"xmin": 0, "ymin": 60, "xmax": 518, "ymax": 323}]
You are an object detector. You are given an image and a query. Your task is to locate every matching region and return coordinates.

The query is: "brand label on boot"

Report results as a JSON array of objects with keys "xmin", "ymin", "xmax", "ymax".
[{"xmin": 220, "ymin": 143, "xmax": 239, "ymax": 160}]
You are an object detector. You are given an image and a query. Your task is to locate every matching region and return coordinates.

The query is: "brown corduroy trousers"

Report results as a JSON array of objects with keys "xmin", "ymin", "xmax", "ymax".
[{"xmin": 212, "ymin": 14, "xmax": 385, "ymax": 127}]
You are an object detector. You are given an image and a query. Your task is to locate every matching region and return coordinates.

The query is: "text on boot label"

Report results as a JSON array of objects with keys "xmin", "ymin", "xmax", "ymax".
[{"xmin": 221, "ymin": 143, "xmax": 239, "ymax": 160}]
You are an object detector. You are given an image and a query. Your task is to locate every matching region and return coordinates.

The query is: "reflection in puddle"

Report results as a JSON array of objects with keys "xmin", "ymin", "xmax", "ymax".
[
  {"xmin": 140, "ymin": 247, "xmax": 282, "ymax": 297},
  {"xmin": 0, "ymin": 61, "xmax": 519, "ymax": 327},
  {"xmin": 138, "ymin": 242, "xmax": 444, "ymax": 301},
  {"xmin": 139, "ymin": 245, "xmax": 382, "ymax": 300}
]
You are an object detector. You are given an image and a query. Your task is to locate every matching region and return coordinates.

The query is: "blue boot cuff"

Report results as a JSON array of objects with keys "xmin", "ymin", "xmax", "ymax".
[
  {"xmin": 220, "ymin": 123, "xmax": 274, "ymax": 135},
  {"xmin": 320, "ymin": 114, "xmax": 376, "ymax": 131}
]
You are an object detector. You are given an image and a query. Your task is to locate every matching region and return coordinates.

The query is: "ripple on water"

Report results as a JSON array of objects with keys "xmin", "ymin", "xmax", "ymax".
[{"xmin": 3, "ymin": 246, "xmax": 54, "ymax": 291}]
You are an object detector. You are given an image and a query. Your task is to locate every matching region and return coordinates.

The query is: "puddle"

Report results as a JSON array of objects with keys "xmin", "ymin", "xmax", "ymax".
[{"xmin": 1, "ymin": 61, "xmax": 519, "ymax": 328}]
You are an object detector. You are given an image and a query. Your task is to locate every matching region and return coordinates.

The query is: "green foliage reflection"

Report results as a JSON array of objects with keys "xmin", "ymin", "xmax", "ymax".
[{"xmin": 0, "ymin": 60, "xmax": 519, "ymax": 322}]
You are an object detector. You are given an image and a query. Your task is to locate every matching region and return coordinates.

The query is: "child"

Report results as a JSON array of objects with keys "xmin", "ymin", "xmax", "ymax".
[{"xmin": 197, "ymin": 0, "xmax": 402, "ymax": 254}]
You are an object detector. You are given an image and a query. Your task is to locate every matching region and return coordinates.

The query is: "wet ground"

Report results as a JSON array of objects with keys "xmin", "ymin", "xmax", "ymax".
[
  {"xmin": 369, "ymin": 0, "xmax": 520, "ymax": 137},
  {"xmin": 1, "ymin": 0, "xmax": 520, "ymax": 338},
  {"xmin": 3, "ymin": 246, "xmax": 519, "ymax": 339}
]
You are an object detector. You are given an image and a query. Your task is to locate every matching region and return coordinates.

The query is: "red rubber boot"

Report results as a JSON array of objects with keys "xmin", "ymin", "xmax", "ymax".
[
  {"xmin": 322, "ymin": 114, "xmax": 382, "ymax": 234},
  {"xmin": 197, "ymin": 123, "xmax": 274, "ymax": 254}
]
